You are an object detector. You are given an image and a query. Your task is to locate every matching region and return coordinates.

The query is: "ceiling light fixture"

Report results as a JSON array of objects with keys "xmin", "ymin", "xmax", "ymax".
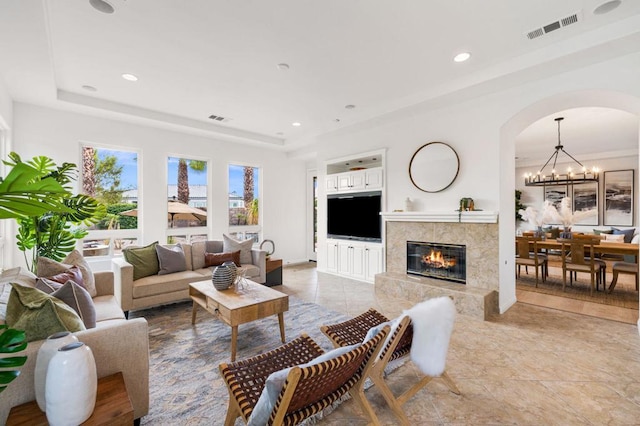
[
  {"xmin": 122, "ymin": 73, "xmax": 138, "ymax": 82},
  {"xmin": 292, "ymin": 122, "xmax": 301, "ymax": 127},
  {"xmin": 593, "ymin": 0, "xmax": 622, "ymax": 15},
  {"xmin": 453, "ymin": 52, "xmax": 471, "ymax": 62},
  {"xmin": 524, "ymin": 117, "xmax": 599, "ymax": 186},
  {"xmin": 89, "ymin": 0, "xmax": 115, "ymax": 14}
]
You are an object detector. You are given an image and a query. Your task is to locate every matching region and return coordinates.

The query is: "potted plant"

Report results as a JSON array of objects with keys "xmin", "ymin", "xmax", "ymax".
[
  {"xmin": 4, "ymin": 152, "xmax": 106, "ymax": 273},
  {"xmin": 0, "ymin": 326, "xmax": 27, "ymax": 394}
]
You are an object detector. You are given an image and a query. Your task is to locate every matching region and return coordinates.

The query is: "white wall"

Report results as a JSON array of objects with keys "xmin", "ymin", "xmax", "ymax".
[
  {"xmin": 0, "ymin": 78, "xmax": 14, "ymax": 270},
  {"xmin": 312, "ymin": 52, "xmax": 640, "ymax": 313},
  {"xmin": 10, "ymin": 103, "xmax": 308, "ymax": 270}
]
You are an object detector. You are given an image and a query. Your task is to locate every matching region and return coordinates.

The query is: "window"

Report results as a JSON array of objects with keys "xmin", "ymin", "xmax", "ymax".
[
  {"xmin": 167, "ymin": 157, "xmax": 208, "ymax": 228},
  {"xmin": 228, "ymin": 164, "xmax": 260, "ymax": 239},
  {"xmin": 81, "ymin": 146, "xmax": 138, "ymax": 257}
]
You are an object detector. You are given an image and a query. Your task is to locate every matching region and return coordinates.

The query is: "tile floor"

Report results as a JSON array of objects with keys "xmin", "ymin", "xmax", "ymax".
[{"xmin": 280, "ymin": 262, "xmax": 640, "ymax": 425}]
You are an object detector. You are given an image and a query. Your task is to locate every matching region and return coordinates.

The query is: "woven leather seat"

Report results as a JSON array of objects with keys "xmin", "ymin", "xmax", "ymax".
[
  {"xmin": 321, "ymin": 307, "xmax": 460, "ymax": 426},
  {"xmin": 219, "ymin": 329, "xmax": 389, "ymax": 426}
]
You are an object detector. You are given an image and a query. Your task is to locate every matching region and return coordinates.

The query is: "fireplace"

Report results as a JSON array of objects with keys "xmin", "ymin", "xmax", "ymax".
[{"xmin": 407, "ymin": 241, "xmax": 466, "ymax": 284}]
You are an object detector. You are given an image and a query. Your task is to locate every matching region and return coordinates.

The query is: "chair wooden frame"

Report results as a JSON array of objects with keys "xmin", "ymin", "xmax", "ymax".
[
  {"xmin": 321, "ymin": 308, "xmax": 460, "ymax": 426},
  {"xmin": 515, "ymin": 236, "xmax": 548, "ymax": 286},
  {"xmin": 558, "ymin": 237, "xmax": 603, "ymax": 296},
  {"xmin": 609, "ymin": 261, "xmax": 639, "ymax": 293},
  {"xmin": 219, "ymin": 328, "xmax": 389, "ymax": 426}
]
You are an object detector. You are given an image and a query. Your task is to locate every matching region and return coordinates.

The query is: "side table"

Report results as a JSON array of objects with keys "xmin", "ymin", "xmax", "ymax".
[
  {"xmin": 265, "ymin": 258, "xmax": 283, "ymax": 286},
  {"xmin": 7, "ymin": 372, "xmax": 134, "ymax": 426}
]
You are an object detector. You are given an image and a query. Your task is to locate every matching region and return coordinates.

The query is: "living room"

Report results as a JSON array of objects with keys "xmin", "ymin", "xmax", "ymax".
[{"xmin": 1, "ymin": 1, "xmax": 640, "ymax": 424}]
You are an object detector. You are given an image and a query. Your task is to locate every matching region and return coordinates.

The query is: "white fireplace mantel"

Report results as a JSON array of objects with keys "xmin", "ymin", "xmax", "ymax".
[{"xmin": 381, "ymin": 210, "xmax": 498, "ymax": 224}]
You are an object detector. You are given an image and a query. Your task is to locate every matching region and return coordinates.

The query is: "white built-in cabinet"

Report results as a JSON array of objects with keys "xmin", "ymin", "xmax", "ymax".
[
  {"xmin": 326, "ymin": 167, "xmax": 383, "ymax": 193},
  {"xmin": 326, "ymin": 239, "xmax": 383, "ymax": 283}
]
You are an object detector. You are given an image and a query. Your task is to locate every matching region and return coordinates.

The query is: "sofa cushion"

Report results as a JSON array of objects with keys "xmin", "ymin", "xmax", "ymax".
[
  {"xmin": 191, "ymin": 241, "xmax": 206, "ymax": 270},
  {"xmin": 5, "ymin": 284, "xmax": 85, "ymax": 342},
  {"xmin": 123, "ymin": 241, "xmax": 160, "ymax": 280},
  {"xmin": 36, "ymin": 278, "xmax": 96, "ymax": 329},
  {"xmin": 37, "ymin": 250, "xmax": 97, "ymax": 297},
  {"xmin": 179, "ymin": 243, "xmax": 193, "ymax": 271},
  {"xmin": 92, "ymin": 295, "xmax": 126, "ymax": 322},
  {"xmin": 604, "ymin": 233, "xmax": 626, "ymax": 242},
  {"xmin": 132, "ymin": 270, "xmax": 204, "ymax": 299},
  {"xmin": 156, "ymin": 244, "xmax": 187, "ymax": 275},
  {"xmin": 612, "ymin": 227, "xmax": 635, "ymax": 243},
  {"xmin": 223, "ymin": 234, "xmax": 253, "ymax": 265},
  {"xmin": 205, "ymin": 250, "xmax": 241, "ymax": 267}
]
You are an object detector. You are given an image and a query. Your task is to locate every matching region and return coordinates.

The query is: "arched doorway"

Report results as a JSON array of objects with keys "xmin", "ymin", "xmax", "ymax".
[{"xmin": 498, "ymin": 90, "xmax": 640, "ymax": 331}]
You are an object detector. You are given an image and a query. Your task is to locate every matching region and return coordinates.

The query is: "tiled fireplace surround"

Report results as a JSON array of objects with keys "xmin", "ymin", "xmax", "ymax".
[{"xmin": 375, "ymin": 212, "xmax": 499, "ymax": 320}]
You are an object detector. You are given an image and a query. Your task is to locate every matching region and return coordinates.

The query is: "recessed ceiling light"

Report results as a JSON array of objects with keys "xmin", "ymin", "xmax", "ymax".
[
  {"xmin": 89, "ymin": 0, "xmax": 114, "ymax": 14},
  {"xmin": 276, "ymin": 63, "xmax": 290, "ymax": 70},
  {"xmin": 82, "ymin": 85, "xmax": 97, "ymax": 92},
  {"xmin": 334, "ymin": 118, "xmax": 341, "ymax": 122},
  {"xmin": 593, "ymin": 0, "xmax": 621, "ymax": 15},
  {"xmin": 292, "ymin": 122, "xmax": 301, "ymax": 127},
  {"xmin": 122, "ymin": 73, "xmax": 138, "ymax": 82},
  {"xmin": 345, "ymin": 104, "xmax": 356, "ymax": 109},
  {"xmin": 453, "ymin": 52, "xmax": 471, "ymax": 62}
]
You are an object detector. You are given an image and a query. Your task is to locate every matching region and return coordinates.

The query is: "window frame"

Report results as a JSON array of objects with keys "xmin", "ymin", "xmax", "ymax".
[{"xmin": 227, "ymin": 162, "xmax": 262, "ymax": 241}]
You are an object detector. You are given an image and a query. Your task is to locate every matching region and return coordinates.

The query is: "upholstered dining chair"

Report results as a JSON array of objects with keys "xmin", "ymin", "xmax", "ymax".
[
  {"xmin": 608, "ymin": 261, "xmax": 639, "ymax": 293},
  {"xmin": 320, "ymin": 297, "xmax": 459, "ymax": 426},
  {"xmin": 515, "ymin": 236, "xmax": 548, "ymax": 286},
  {"xmin": 558, "ymin": 237, "xmax": 604, "ymax": 296},
  {"xmin": 218, "ymin": 328, "xmax": 389, "ymax": 426}
]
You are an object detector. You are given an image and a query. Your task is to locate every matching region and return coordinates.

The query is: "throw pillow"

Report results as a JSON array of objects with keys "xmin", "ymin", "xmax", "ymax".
[
  {"xmin": 542, "ymin": 226, "xmax": 560, "ymax": 239},
  {"xmin": 123, "ymin": 241, "xmax": 160, "ymax": 280},
  {"xmin": 223, "ymin": 234, "xmax": 253, "ymax": 265},
  {"xmin": 5, "ymin": 284, "xmax": 85, "ymax": 342},
  {"xmin": 37, "ymin": 250, "xmax": 96, "ymax": 297},
  {"xmin": 156, "ymin": 244, "xmax": 187, "ymax": 275},
  {"xmin": 35, "ymin": 278, "xmax": 97, "ymax": 329},
  {"xmin": 204, "ymin": 251, "xmax": 241, "ymax": 267},
  {"xmin": 191, "ymin": 241, "xmax": 206, "ymax": 270},
  {"xmin": 604, "ymin": 234, "xmax": 625, "ymax": 242},
  {"xmin": 0, "ymin": 267, "xmax": 37, "ymax": 323},
  {"xmin": 612, "ymin": 227, "xmax": 635, "ymax": 243},
  {"xmin": 593, "ymin": 229, "xmax": 613, "ymax": 235},
  {"xmin": 40, "ymin": 265, "xmax": 85, "ymax": 288}
]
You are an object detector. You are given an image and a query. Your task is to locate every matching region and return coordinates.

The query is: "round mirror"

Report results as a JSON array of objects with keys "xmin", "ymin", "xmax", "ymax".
[{"xmin": 409, "ymin": 142, "xmax": 460, "ymax": 193}]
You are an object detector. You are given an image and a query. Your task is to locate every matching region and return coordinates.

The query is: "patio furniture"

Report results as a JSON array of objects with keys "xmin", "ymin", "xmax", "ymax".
[{"xmin": 218, "ymin": 327, "xmax": 390, "ymax": 426}]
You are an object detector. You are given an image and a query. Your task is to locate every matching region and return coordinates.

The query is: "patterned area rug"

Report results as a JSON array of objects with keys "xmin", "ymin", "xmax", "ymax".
[{"xmin": 130, "ymin": 297, "xmax": 350, "ymax": 425}]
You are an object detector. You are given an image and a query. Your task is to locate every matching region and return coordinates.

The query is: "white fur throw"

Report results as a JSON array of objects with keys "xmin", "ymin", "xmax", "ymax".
[{"xmin": 404, "ymin": 296, "xmax": 456, "ymax": 377}]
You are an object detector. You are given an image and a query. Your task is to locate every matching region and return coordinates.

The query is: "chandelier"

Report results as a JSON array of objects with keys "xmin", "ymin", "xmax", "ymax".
[{"xmin": 524, "ymin": 117, "xmax": 599, "ymax": 186}]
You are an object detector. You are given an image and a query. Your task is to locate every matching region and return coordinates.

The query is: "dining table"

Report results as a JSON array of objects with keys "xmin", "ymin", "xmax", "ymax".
[{"xmin": 526, "ymin": 239, "xmax": 639, "ymax": 257}]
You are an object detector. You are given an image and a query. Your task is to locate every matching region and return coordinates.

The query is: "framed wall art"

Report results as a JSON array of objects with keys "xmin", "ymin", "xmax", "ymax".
[
  {"xmin": 544, "ymin": 185, "xmax": 568, "ymax": 210},
  {"xmin": 604, "ymin": 169, "xmax": 634, "ymax": 226},
  {"xmin": 572, "ymin": 182, "xmax": 598, "ymax": 226}
]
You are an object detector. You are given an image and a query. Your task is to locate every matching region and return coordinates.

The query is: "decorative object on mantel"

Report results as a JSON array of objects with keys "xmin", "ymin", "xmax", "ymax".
[
  {"xmin": 409, "ymin": 141, "xmax": 460, "ymax": 193},
  {"xmin": 523, "ymin": 117, "xmax": 599, "ymax": 187},
  {"xmin": 45, "ymin": 341, "xmax": 97, "ymax": 426},
  {"xmin": 459, "ymin": 198, "xmax": 474, "ymax": 212},
  {"xmin": 404, "ymin": 197, "xmax": 413, "ymax": 212}
]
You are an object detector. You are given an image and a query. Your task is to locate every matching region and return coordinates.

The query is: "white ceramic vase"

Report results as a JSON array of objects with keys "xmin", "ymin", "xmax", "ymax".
[
  {"xmin": 45, "ymin": 341, "xmax": 97, "ymax": 426},
  {"xmin": 34, "ymin": 331, "xmax": 78, "ymax": 412}
]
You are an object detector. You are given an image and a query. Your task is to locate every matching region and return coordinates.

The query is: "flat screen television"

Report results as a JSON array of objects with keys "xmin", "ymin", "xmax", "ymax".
[{"xmin": 327, "ymin": 191, "xmax": 382, "ymax": 242}]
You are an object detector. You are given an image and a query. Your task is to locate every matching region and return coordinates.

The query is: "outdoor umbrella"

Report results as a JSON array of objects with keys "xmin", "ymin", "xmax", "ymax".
[{"xmin": 120, "ymin": 201, "xmax": 207, "ymax": 226}]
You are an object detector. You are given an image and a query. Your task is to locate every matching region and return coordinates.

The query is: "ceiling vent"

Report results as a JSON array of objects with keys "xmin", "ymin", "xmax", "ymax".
[
  {"xmin": 208, "ymin": 114, "xmax": 232, "ymax": 123},
  {"xmin": 526, "ymin": 12, "xmax": 580, "ymax": 40}
]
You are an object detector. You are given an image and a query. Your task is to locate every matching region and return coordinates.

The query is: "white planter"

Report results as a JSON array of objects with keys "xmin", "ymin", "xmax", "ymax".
[
  {"xmin": 45, "ymin": 341, "xmax": 97, "ymax": 426},
  {"xmin": 34, "ymin": 332, "xmax": 78, "ymax": 412}
]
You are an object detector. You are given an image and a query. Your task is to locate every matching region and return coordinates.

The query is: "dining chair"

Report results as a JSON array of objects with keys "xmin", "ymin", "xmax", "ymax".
[
  {"xmin": 515, "ymin": 236, "xmax": 548, "ymax": 286},
  {"xmin": 558, "ymin": 237, "xmax": 603, "ymax": 296},
  {"xmin": 608, "ymin": 262, "xmax": 639, "ymax": 293}
]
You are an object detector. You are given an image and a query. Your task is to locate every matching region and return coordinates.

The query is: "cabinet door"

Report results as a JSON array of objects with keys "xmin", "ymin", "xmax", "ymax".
[
  {"xmin": 325, "ymin": 175, "xmax": 338, "ymax": 193},
  {"xmin": 351, "ymin": 244, "xmax": 366, "ymax": 280},
  {"xmin": 337, "ymin": 242, "xmax": 352, "ymax": 275},
  {"xmin": 365, "ymin": 245, "xmax": 383, "ymax": 282},
  {"xmin": 337, "ymin": 173, "xmax": 352, "ymax": 191},
  {"xmin": 365, "ymin": 168, "xmax": 383, "ymax": 190},
  {"xmin": 350, "ymin": 171, "xmax": 366, "ymax": 191},
  {"xmin": 326, "ymin": 241, "xmax": 338, "ymax": 272}
]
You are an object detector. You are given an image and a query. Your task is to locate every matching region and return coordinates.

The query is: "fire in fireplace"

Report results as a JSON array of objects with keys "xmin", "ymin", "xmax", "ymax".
[{"xmin": 407, "ymin": 241, "xmax": 466, "ymax": 284}]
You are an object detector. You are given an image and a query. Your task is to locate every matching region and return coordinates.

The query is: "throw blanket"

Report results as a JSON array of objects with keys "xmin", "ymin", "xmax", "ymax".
[{"xmin": 404, "ymin": 296, "xmax": 456, "ymax": 377}]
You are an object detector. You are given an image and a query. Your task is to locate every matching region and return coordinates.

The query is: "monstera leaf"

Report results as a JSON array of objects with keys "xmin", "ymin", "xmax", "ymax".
[{"xmin": 0, "ymin": 326, "xmax": 27, "ymax": 394}]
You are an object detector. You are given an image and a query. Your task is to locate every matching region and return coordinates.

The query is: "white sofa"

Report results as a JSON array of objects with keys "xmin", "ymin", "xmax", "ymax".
[
  {"xmin": 112, "ymin": 240, "xmax": 266, "ymax": 315},
  {"xmin": 0, "ymin": 271, "xmax": 150, "ymax": 424}
]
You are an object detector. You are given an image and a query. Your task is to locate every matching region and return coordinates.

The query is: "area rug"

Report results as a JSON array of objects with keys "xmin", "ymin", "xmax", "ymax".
[
  {"xmin": 517, "ymin": 265, "xmax": 639, "ymax": 310},
  {"xmin": 129, "ymin": 297, "xmax": 350, "ymax": 425}
]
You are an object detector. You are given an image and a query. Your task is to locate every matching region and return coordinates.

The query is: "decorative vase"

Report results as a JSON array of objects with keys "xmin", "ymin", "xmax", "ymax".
[
  {"xmin": 212, "ymin": 264, "xmax": 233, "ymax": 290},
  {"xmin": 560, "ymin": 226, "xmax": 572, "ymax": 239},
  {"xmin": 222, "ymin": 261, "xmax": 238, "ymax": 284},
  {"xmin": 35, "ymin": 331, "xmax": 79, "ymax": 412},
  {"xmin": 533, "ymin": 226, "xmax": 545, "ymax": 239},
  {"xmin": 45, "ymin": 341, "xmax": 97, "ymax": 426}
]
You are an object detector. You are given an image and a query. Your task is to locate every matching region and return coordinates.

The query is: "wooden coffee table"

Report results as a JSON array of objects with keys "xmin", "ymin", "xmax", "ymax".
[{"xmin": 189, "ymin": 279, "xmax": 289, "ymax": 361}]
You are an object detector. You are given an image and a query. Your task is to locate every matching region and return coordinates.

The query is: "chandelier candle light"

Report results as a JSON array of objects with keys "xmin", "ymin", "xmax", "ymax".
[{"xmin": 524, "ymin": 117, "xmax": 599, "ymax": 186}]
